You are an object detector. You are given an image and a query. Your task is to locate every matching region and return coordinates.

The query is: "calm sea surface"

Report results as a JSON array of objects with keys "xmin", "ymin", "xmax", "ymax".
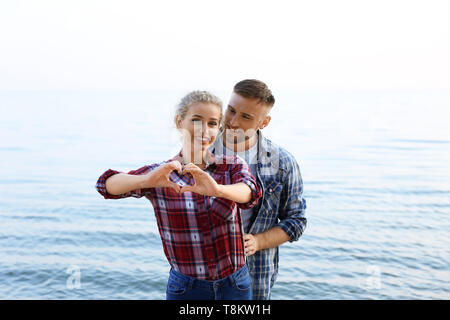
[{"xmin": 0, "ymin": 90, "xmax": 449, "ymax": 299}]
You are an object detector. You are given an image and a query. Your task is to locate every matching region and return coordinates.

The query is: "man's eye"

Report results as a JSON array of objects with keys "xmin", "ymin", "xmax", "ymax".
[
  {"xmin": 192, "ymin": 119, "xmax": 201, "ymax": 122},
  {"xmin": 209, "ymin": 122, "xmax": 217, "ymax": 126},
  {"xmin": 228, "ymin": 108, "xmax": 236, "ymax": 113}
]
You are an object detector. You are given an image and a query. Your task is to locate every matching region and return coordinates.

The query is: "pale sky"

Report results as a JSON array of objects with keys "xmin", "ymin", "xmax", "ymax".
[{"xmin": 0, "ymin": 0, "xmax": 449, "ymax": 92}]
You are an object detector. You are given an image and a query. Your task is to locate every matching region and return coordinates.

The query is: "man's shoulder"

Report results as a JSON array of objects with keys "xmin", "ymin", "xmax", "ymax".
[{"xmin": 261, "ymin": 134, "xmax": 301, "ymax": 171}]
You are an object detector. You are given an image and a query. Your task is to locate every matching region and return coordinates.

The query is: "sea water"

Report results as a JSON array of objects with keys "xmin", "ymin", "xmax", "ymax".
[{"xmin": 0, "ymin": 89, "xmax": 449, "ymax": 299}]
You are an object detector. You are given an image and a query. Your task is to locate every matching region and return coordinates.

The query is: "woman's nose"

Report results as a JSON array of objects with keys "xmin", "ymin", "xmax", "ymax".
[{"xmin": 193, "ymin": 121, "xmax": 208, "ymax": 135}]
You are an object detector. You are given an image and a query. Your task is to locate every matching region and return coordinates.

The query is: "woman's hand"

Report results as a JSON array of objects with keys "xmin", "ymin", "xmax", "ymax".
[
  {"xmin": 144, "ymin": 160, "xmax": 184, "ymax": 193},
  {"xmin": 179, "ymin": 163, "xmax": 221, "ymax": 197}
]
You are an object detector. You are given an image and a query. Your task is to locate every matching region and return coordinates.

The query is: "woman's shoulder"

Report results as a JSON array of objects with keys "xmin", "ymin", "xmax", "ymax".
[
  {"xmin": 212, "ymin": 154, "xmax": 251, "ymax": 175},
  {"xmin": 214, "ymin": 153, "xmax": 246, "ymax": 166}
]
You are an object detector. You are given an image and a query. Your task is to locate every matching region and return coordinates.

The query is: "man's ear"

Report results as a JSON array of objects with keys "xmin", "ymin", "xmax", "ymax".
[{"xmin": 259, "ymin": 115, "xmax": 271, "ymax": 130}]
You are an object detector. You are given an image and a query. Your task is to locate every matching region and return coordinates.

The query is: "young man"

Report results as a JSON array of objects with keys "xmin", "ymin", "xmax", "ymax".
[{"xmin": 209, "ymin": 79, "xmax": 307, "ymax": 300}]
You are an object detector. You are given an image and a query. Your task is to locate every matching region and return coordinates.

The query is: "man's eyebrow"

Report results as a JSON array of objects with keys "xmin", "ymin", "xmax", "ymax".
[{"xmin": 227, "ymin": 105, "xmax": 254, "ymax": 118}]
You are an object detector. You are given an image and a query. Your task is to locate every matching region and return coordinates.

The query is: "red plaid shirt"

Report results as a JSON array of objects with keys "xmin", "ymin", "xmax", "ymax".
[{"xmin": 95, "ymin": 150, "xmax": 262, "ymax": 280}]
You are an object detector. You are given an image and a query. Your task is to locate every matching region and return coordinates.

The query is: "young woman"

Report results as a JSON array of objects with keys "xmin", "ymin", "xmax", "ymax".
[{"xmin": 95, "ymin": 91, "xmax": 262, "ymax": 300}]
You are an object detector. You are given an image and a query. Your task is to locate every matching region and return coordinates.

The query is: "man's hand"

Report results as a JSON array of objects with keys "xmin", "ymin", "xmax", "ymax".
[
  {"xmin": 244, "ymin": 233, "xmax": 259, "ymax": 256},
  {"xmin": 244, "ymin": 227, "xmax": 291, "ymax": 256}
]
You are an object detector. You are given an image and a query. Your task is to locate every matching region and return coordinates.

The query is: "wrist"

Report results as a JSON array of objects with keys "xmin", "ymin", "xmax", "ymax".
[
  {"xmin": 137, "ymin": 174, "xmax": 152, "ymax": 189},
  {"xmin": 213, "ymin": 184, "xmax": 225, "ymax": 198},
  {"xmin": 253, "ymin": 233, "xmax": 264, "ymax": 251}
]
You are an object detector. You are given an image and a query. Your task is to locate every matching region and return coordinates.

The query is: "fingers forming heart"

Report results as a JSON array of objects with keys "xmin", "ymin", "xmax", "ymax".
[
  {"xmin": 161, "ymin": 161, "xmax": 215, "ymax": 195},
  {"xmin": 178, "ymin": 163, "xmax": 218, "ymax": 196},
  {"xmin": 174, "ymin": 164, "xmax": 198, "ymax": 193},
  {"xmin": 161, "ymin": 160, "xmax": 184, "ymax": 193},
  {"xmin": 166, "ymin": 161, "xmax": 198, "ymax": 193}
]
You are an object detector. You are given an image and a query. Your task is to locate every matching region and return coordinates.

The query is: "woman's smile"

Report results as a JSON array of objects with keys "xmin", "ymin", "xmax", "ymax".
[{"xmin": 194, "ymin": 136, "xmax": 211, "ymax": 145}]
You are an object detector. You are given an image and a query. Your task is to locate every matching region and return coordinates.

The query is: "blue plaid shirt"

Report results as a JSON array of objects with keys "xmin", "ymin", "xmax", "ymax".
[{"xmin": 210, "ymin": 129, "xmax": 307, "ymax": 300}]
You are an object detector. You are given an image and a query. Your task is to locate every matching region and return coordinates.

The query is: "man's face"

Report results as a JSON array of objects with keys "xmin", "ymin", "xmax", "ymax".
[{"xmin": 223, "ymin": 92, "xmax": 271, "ymax": 144}]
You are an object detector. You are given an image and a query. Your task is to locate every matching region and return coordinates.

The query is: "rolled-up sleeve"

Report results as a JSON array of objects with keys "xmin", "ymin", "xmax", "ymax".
[
  {"xmin": 95, "ymin": 165, "xmax": 156, "ymax": 200},
  {"xmin": 276, "ymin": 158, "xmax": 307, "ymax": 242},
  {"xmin": 230, "ymin": 156, "xmax": 262, "ymax": 210}
]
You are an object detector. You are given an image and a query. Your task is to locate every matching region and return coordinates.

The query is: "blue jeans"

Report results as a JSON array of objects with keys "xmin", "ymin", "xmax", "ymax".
[{"xmin": 166, "ymin": 265, "xmax": 252, "ymax": 300}]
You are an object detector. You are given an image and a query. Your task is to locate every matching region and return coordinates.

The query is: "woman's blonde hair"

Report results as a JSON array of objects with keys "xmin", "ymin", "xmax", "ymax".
[{"xmin": 174, "ymin": 90, "xmax": 223, "ymax": 126}]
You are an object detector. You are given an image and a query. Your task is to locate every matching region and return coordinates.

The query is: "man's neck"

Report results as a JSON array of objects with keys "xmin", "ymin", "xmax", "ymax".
[{"xmin": 222, "ymin": 131, "xmax": 258, "ymax": 153}]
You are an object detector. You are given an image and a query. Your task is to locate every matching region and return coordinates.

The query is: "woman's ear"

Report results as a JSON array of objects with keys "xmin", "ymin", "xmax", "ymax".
[{"xmin": 175, "ymin": 115, "xmax": 182, "ymax": 129}]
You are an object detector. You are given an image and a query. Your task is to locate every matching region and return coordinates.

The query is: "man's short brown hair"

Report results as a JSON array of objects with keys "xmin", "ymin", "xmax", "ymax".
[{"xmin": 233, "ymin": 79, "xmax": 275, "ymax": 107}]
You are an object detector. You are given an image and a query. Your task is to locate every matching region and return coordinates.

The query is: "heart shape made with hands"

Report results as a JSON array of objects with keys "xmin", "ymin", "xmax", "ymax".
[
  {"xmin": 161, "ymin": 160, "xmax": 217, "ymax": 196},
  {"xmin": 161, "ymin": 160, "xmax": 202, "ymax": 194},
  {"xmin": 169, "ymin": 167, "xmax": 195, "ymax": 187}
]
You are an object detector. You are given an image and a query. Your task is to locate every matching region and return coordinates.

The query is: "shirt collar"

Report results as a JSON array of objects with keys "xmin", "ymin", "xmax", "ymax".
[{"xmin": 212, "ymin": 128, "xmax": 270, "ymax": 160}]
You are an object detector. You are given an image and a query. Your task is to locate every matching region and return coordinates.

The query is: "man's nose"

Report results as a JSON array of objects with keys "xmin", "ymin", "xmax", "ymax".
[{"xmin": 229, "ymin": 114, "xmax": 239, "ymax": 128}]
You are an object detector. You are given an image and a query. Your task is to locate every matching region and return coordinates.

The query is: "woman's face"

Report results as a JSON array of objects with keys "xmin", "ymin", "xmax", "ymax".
[{"xmin": 176, "ymin": 102, "xmax": 222, "ymax": 152}]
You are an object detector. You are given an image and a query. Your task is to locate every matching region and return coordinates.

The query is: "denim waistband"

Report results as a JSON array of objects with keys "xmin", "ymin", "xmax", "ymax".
[{"xmin": 169, "ymin": 264, "xmax": 249, "ymax": 289}]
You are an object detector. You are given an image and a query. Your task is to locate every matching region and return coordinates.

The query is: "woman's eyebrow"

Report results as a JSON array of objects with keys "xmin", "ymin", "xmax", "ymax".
[{"xmin": 192, "ymin": 114, "xmax": 219, "ymax": 121}]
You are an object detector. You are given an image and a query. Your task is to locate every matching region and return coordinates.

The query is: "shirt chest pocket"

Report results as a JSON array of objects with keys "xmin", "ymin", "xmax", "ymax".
[
  {"xmin": 266, "ymin": 180, "xmax": 282, "ymax": 194},
  {"xmin": 264, "ymin": 179, "xmax": 283, "ymax": 210}
]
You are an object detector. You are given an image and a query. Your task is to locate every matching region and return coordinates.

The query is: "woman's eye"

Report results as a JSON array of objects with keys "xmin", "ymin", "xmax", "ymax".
[
  {"xmin": 209, "ymin": 122, "xmax": 217, "ymax": 126},
  {"xmin": 192, "ymin": 119, "xmax": 201, "ymax": 122}
]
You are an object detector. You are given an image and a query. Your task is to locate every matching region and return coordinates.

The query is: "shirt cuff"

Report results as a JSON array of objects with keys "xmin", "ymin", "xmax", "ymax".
[
  {"xmin": 235, "ymin": 178, "xmax": 262, "ymax": 210},
  {"xmin": 95, "ymin": 169, "xmax": 122, "ymax": 199},
  {"xmin": 276, "ymin": 217, "xmax": 307, "ymax": 242}
]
